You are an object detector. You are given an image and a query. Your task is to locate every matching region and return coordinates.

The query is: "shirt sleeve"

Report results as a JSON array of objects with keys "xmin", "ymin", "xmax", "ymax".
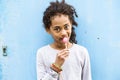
[
  {"xmin": 36, "ymin": 49, "xmax": 59, "ymax": 80},
  {"xmin": 81, "ymin": 48, "xmax": 92, "ymax": 80}
]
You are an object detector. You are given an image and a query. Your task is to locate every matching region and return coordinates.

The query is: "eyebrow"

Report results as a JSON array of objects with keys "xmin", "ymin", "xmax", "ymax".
[
  {"xmin": 53, "ymin": 26, "xmax": 60, "ymax": 28},
  {"xmin": 52, "ymin": 26, "xmax": 60, "ymax": 29},
  {"xmin": 64, "ymin": 24, "xmax": 68, "ymax": 26},
  {"xmin": 52, "ymin": 23, "xmax": 69, "ymax": 28}
]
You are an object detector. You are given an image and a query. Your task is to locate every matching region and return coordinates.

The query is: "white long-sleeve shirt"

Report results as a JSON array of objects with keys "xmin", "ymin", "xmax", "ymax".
[{"xmin": 36, "ymin": 43, "xmax": 92, "ymax": 80}]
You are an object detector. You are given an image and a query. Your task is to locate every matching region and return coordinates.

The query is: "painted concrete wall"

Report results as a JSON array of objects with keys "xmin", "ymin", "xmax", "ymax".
[{"xmin": 0, "ymin": 0, "xmax": 120, "ymax": 80}]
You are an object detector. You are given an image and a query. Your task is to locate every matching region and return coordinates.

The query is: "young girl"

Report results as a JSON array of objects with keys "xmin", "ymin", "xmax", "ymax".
[{"xmin": 36, "ymin": 0, "xmax": 92, "ymax": 80}]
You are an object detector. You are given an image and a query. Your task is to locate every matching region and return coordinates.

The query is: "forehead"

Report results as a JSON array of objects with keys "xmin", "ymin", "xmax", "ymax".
[{"xmin": 51, "ymin": 14, "xmax": 70, "ymax": 26}]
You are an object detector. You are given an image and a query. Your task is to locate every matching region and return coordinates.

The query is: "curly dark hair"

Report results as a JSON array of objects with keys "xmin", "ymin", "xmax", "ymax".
[{"xmin": 43, "ymin": 0, "xmax": 78, "ymax": 44}]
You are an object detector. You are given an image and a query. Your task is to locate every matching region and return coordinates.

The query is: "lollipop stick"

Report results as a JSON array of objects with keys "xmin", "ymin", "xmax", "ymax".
[
  {"xmin": 65, "ymin": 43, "xmax": 68, "ymax": 49},
  {"xmin": 63, "ymin": 37, "xmax": 68, "ymax": 49}
]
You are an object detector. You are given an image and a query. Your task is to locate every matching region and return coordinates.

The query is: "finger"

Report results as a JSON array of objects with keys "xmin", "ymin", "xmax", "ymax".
[
  {"xmin": 57, "ymin": 52, "xmax": 68, "ymax": 58},
  {"xmin": 62, "ymin": 49, "xmax": 69, "ymax": 51},
  {"xmin": 62, "ymin": 51, "xmax": 69, "ymax": 57},
  {"xmin": 60, "ymin": 51, "xmax": 69, "ymax": 58},
  {"xmin": 59, "ymin": 49, "xmax": 69, "ymax": 55},
  {"xmin": 60, "ymin": 53, "xmax": 69, "ymax": 60},
  {"xmin": 57, "ymin": 51, "xmax": 69, "ymax": 59},
  {"xmin": 57, "ymin": 50, "xmax": 68, "ymax": 56}
]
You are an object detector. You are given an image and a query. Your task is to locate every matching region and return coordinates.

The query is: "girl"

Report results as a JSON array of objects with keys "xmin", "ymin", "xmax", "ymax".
[{"xmin": 36, "ymin": 0, "xmax": 92, "ymax": 80}]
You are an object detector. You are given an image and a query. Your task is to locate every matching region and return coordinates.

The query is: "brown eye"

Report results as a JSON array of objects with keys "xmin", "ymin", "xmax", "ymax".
[
  {"xmin": 64, "ymin": 24, "xmax": 69, "ymax": 30},
  {"xmin": 53, "ymin": 26, "xmax": 61, "ymax": 32}
]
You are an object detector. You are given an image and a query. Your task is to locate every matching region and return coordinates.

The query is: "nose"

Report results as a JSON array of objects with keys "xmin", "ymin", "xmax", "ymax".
[{"xmin": 60, "ymin": 29, "xmax": 67, "ymax": 36}]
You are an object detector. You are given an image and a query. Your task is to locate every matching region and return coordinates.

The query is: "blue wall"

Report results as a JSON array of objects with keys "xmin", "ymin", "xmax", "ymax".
[{"xmin": 0, "ymin": 0, "xmax": 120, "ymax": 80}]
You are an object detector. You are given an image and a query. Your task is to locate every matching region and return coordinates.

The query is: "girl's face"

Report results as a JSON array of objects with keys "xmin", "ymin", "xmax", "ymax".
[{"xmin": 47, "ymin": 14, "xmax": 72, "ymax": 45}]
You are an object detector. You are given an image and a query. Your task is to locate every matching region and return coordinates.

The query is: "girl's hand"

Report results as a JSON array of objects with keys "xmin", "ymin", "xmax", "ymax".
[{"xmin": 54, "ymin": 49, "xmax": 69, "ymax": 68}]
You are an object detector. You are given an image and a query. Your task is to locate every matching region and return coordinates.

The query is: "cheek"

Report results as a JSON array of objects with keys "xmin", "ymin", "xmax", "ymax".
[
  {"xmin": 68, "ymin": 28, "xmax": 72, "ymax": 35},
  {"xmin": 51, "ymin": 33, "xmax": 59, "ymax": 39}
]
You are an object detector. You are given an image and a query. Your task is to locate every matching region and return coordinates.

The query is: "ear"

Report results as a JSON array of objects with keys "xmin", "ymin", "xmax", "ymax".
[{"xmin": 46, "ymin": 28, "xmax": 51, "ymax": 34}]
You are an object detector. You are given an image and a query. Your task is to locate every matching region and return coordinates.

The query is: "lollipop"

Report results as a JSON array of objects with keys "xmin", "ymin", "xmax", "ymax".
[{"xmin": 62, "ymin": 37, "xmax": 68, "ymax": 49}]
